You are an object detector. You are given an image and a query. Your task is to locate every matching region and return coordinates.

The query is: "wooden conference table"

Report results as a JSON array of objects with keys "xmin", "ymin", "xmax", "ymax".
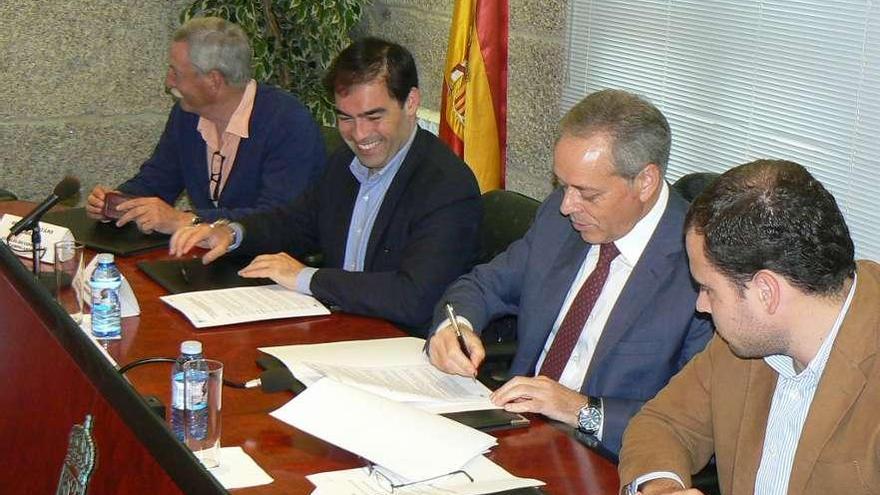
[{"xmin": 0, "ymin": 200, "xmax": 619, "ymax": 494}]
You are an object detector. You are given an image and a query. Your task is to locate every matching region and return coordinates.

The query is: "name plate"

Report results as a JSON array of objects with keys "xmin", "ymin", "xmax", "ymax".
[{"xmin": 0, "ymin": 213, "xmax": 75, "ymax": 264}]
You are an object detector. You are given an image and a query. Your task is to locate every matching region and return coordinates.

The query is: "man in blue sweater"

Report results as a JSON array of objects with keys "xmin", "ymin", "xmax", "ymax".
[{"xmin": 85, "ymin": 17, "xmax": 325, "ymax": 234}]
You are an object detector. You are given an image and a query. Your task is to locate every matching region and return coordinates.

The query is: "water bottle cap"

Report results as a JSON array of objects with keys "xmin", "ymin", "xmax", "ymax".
[
  {"xmin": 180, "ymin": 340, "xmax": 203, "ymax": 355},
  {"xmin": 96, "ymin": 253, "xmax": 115, "ymax": 264}
]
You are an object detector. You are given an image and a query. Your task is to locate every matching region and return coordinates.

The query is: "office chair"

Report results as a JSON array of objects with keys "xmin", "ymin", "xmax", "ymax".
[
  {"xmin": 476, "ymin": 189, "xmax": 541, "ymax": 387},
  {"xmin": 671, "ymin": 172, "xmax": 720, "ymax": 202},
  {"xmin": 0, "ymin": 188, "xmax": 17, "ymax": 202}
]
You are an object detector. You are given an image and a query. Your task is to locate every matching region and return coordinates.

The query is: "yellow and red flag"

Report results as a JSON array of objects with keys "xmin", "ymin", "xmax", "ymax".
[{"xmin": 439, "ymin": 0, "xmax": 508, "ymax": 192}]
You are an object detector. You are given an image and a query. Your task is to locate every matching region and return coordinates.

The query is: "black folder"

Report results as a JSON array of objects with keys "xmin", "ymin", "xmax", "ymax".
[
  {"xmin": 43, "ymin": 207, "xmax": 168, "ymax": 256},
  {"xmin": 440, "ymin": 409, "xmax": 530, "ymax": 432},
  {"xmin": 137, "ymin": 256, "xmax": 272, "ymax": 294}
]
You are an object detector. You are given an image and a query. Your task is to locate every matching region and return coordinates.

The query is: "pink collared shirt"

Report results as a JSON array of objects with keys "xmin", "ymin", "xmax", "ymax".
[{"xmin": 196, "ymin": 79, "xmax": 257, "ymax": 203}]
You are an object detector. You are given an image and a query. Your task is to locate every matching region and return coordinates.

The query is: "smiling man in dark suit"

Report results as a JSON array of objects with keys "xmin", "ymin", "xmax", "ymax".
[
  {"xmin": 170, "ymin": 38, "xmax": 481, "ymax": 335},
  {"xmin": 428, "ymin": 89, "xmax": 713, "ymax": 456}
]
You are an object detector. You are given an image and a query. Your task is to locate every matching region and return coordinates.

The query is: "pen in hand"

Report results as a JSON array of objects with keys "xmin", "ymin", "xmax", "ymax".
[{"xmin": 445, "ymin": 303, "xmax": 477, "ymax": 380}]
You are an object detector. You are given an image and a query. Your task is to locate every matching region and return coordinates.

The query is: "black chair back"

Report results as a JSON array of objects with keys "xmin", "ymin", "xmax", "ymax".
[
  {"xmin": 479, "ymin": 189, "xmax": 540, "ymax": 264},
  {"xmin": 671, "ymin": 172, "xmax": 720, "ymax": 202}
]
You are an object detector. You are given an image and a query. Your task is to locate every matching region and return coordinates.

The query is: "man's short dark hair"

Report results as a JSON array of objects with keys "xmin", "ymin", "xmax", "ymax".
[
  {"xmin": 559, "ymin": 89, "xmax": 671, "ymax": 179},
  {"xmin": 686, "ymin": 159, "xmax": 855, "ymax": 296},
  {"xmin": 323, "ymin": 37, "xmax": 418, "ymax": 106}
]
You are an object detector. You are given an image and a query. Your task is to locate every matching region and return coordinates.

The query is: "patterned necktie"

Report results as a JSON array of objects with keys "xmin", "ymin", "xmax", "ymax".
[{"xmin": 539, "ymin": 242, "xmax": 620, "ymax": 381}]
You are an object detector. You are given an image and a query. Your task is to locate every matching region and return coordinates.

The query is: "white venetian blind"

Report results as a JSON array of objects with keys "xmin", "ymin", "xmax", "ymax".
[{"xmin": 563, "ymin": 0, "xmax": 880, "ymax": 260}]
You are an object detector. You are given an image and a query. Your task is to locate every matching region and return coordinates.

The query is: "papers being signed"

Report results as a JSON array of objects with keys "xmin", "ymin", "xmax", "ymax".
[
  {"xmin": 161, "ymin": 284, "xmax": 330, "ymax": 328},
  {"xmin": 260, "ymin": 337, "xmax": 495, "ymax": 413},
  {"xmin": 271, "ymin": 378, "xmax": 497, "ymax": 483}
]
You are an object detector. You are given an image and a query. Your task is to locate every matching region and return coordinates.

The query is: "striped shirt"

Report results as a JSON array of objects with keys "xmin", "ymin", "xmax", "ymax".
[{"xmin": 754, "ymin": 275, "xmax": 857, "ymax": 494}]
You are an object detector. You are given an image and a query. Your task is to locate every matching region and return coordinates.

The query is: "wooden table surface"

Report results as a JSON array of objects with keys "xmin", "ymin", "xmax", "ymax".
[{"xmin": 2, "ymin": 201, "xmax": 621, "ymax": 494}]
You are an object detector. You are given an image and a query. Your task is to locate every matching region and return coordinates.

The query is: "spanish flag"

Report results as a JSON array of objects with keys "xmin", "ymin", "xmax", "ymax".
[{"xmin": 439, "ymin": 0, "xmax": 508, "ymax": 192}]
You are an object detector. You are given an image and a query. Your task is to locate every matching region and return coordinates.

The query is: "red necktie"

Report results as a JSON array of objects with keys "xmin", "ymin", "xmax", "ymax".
[{"xmin": 539, "ymin": 242, "xmax": 620, "ymax": 381}]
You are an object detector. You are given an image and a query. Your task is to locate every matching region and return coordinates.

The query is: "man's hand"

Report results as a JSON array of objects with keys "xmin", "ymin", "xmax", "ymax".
[
  {"xmin": 638, "ymin": 479, "xmax": 703, "ymax": 495},
  {"xmin": 237, "ymin": 252, "xmax": 305, "ymax": 289},
  {"xmin": 427, "ymin": 324, "xmax": 485, "ymax": 377},
  {"xmin": 169, "ymin": 223, "xmax": 233, "ymax": 264},
  {"xmin": 489, "ymin": 376, "xmax": 587, "ymax": 425},
  {"xmin": 115, "ymin": 196, "xmax": 193, "ymax": 234},
  {"xmin": 86, "ymin": 185, "xmax": 109, "ymax": 220}
]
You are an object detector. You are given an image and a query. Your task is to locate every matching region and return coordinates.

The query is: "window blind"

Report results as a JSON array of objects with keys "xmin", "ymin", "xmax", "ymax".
[{"xmin": 563, "ymin": 0, "xmax": 880, "ymax": 260}]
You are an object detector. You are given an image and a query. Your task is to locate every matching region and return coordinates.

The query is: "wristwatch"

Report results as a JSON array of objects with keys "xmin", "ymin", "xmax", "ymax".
[
  {"xmin": 576, "ymin": 396, "xmax": 603, "ymax": 435},
  {"xmin": 190, "ymin": 214, "xmax": 203, "ymax": 226}
]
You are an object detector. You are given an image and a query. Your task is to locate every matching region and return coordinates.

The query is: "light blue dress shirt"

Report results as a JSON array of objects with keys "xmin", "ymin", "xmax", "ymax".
[{"xmin": 295, "ymin": 127, "xmax": 418, "ymax": 294}]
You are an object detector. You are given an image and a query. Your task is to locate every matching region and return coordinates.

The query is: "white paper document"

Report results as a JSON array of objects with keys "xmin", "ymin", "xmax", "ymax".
[
  {"xmin": 303, "ymin": 362, "xmax": 490, "ymax": 404},
  {"xmin": 271, "ymin": 378, "xmax": 497, "ymax": 482},
  {"xmin": 259, "ymin": 337, "xmax": 497, "ymax": 413},
  {"xmin": 307, "ymin": 455, "xmax": 544, "ymax": 495},
  {"xmin": 160, "ymin": 284, "xmax": 330, "ymax": 328},
  {"xmin": 208, "ymin": 446, "xmax": 274, "ymax": 489}
]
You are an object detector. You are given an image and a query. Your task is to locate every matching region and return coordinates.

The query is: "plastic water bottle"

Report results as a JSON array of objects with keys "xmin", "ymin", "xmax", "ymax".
[
  {"xmin": 90, "ymin": 253, "xmax": 122, "ymax": 339},
  {"xmin": 170, "ymin": 340, "xmax": 208, "ymax": 442}
]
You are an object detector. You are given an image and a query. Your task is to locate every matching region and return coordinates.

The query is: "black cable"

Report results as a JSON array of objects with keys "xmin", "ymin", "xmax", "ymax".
[
  {"xmin": 117, "ymin": 356, "xmax": 250, "ymax": 389},
  {"xmin": 118, "ymin": 357, "xmax": 176, "ymax": 374}
]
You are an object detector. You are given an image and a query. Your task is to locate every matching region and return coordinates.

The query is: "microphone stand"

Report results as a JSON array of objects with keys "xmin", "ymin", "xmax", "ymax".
[{"xmin": 30, "ymin": 226, "xmax": 41, "ymax": 278}]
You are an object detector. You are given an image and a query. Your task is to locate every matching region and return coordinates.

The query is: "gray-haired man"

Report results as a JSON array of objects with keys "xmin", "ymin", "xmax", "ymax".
[{"xmin": 86, "ymin": 17, "xmax": 324, "ymax": 234}]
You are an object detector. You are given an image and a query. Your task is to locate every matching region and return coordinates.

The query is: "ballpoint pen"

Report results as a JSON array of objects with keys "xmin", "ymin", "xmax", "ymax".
[
  {"xmin": 179, "ymin": 262, "xmax": 191, "ymax": 285},
  {"xmin": 445, "ymin": 303, "xmax": 477, "ymax": 382}
]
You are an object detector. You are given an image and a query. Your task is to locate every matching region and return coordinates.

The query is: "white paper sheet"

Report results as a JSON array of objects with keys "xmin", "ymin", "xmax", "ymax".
[
  {"xmin": 271, "ymin": 378, "xmax": 497, "ymax": 482},
  {"xmin": 208, "ymin": 446, "xmax": 274, "ymax": 489},
  {"xmin": 303, "ymin": 362, "xmax": 491, "ymax": 403},
  {"xmin": 306, "ymin": 455, "xmax": 544, "ymax": 495},
  {"xmin": 160, "ymin": 284, "xmax": 330, "ymax": 328}
]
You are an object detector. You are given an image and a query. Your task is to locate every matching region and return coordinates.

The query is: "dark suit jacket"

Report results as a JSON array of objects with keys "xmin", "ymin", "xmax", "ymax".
[
  {"xmin": 435, "ymin": 187, "xmax": 713, "ymax": 455},
  {"xmin": 237, "ymin": 127, "xmax": 481, "ymax": 335},
  {"xmin": 118, "ymin": 84, "xmax": 325, "ymax": 222},
  {"xmin": 620, "ymin": 261, "xmax": 880, "ymax": 495}
]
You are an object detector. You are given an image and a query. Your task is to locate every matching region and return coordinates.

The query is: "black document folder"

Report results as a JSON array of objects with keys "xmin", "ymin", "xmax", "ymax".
[
  {"xmin": 441, "ymin": 409, "xmax": 530, "ymax": 432},
  {"xmin": 43, "ymin": 207, "xmax": 168, "ymax": 256},
  {"xmin": 137, "ymin": 256, "xmax": 272, "ymax": 294}
]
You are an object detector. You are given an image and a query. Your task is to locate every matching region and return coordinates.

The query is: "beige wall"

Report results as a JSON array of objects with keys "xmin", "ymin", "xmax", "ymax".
[
  {"xmin": 0, "ymin": 1, "xmax": 188, "ymax": 203},
  {"xmin": 1, "ymin": 0, "xmax": 566, "ymax": 203},
  {"xmin": 362, "ymin": 0, "xmax": 568, "ymax": 201}
]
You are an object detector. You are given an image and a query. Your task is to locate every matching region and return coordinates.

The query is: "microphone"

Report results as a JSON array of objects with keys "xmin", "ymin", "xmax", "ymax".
[{"xmin": 9, "ymin": 176, "xmax": 80, "ymax": 237}]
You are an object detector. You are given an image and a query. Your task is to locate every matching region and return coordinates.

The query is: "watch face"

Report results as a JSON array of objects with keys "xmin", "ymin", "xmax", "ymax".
[{"xmin": 578, "ymin": 405, "xmax": 602, "ymax": 433}]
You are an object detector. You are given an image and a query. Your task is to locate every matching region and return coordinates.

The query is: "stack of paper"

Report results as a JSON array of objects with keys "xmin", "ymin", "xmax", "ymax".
[
  {"xmin": 259, "ymin": 337, "xmax": 496, "ymax": 413},
  {"xmin": 265, "ymin": 338, "xmax": 545, "ymax": 493},
  {"xmin": 271, "ymin": 379, "xmax": 496, "ymax": 482}
]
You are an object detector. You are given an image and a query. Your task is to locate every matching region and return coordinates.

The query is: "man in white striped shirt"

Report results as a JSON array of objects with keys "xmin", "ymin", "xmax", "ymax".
[{"xmin": 618, "ymin": 160, "xmax": 880, "ymax": 494}]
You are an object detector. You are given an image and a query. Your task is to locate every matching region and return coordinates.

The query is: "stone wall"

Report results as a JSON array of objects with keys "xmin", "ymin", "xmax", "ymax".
[
  {"xmin": 0, "ymin": 0, "xmax": 189, "ymax": 204},
  {"xmin": 2, "ymin": 1, "xmax": 567, "ymax": 204},
  {"xmin": 361, "ymin": 0, "xmax": 568, "ymax": 200}
]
